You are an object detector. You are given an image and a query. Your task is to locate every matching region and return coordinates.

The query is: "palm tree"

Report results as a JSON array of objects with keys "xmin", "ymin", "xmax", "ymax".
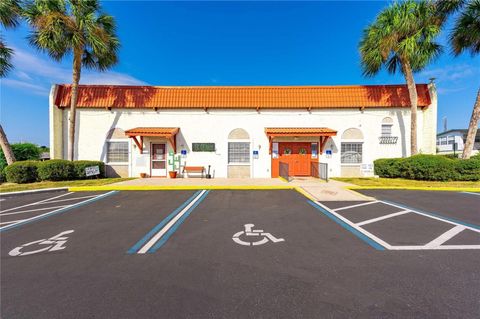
[
  {"xmin": 0, "ymin": 0, "xmax": 21, "ymax": 165},
  {"xmin": 24, "ymin": 0, "xmax": 119, "ymax": 161},
  {"xmin": 359, "ymin": 0, "xmax": 442, "ymax": 155},
  {"xmin": 450, "ymin": 0, "xmax": 480, "ymax": 159}
]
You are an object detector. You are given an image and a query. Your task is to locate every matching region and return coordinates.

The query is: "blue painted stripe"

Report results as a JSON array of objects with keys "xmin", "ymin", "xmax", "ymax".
[
  {"xmin": 127, "ymin": 190, "xmax": 202, "ymax": 254},
  {"xmin": 0, "ymin": 191, "xmax": 119, "ymax": 232},
  {"xmin": 307, "ymin": 200, "xmax": 385, "ymax": 250},
  {"xmin": 148, "ymin": 190, "xmax": 210, "ymax": 253},
  {"xmin": 381, "ymin": 199, "xmax": 480, "ymax": 231}
]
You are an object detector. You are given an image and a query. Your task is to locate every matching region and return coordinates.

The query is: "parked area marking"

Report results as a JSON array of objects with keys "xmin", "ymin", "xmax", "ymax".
[
  {"xmin": 313, "ymin": 199, "xmax": 480, "ymax": 250},
  {"xmin": 0, "ymin": 191, "xmax": 117, "ymax": 232},
  {"xmin": 232, "ymin": 223, "xmax": 285, "ymax": 246},
  {"xmin": 129, "ymin": 190, "xmax": 210, "ymax": 254},
  {"xmin": 9, "ymin": 230, "xmax": 74, "ymax": 257},
  {"xmin": 462, "ymin": 192, "xmax": 480, "ymax": 196}
]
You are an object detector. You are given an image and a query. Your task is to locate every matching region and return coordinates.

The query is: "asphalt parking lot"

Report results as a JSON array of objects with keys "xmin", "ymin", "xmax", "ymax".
[{"xmin": 1, "ymin": 189, "xmax": 479, "ymax": 318}]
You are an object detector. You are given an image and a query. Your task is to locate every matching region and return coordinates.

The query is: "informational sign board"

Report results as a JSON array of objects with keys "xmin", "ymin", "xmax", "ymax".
[
  {"xmin": 85, "ymin": 166, "xmax": 100, "ymax": 177},
  {"xmin": 253, "ymin": 150, "xmax": 259, "ymax": 159},
  {"xmin": 192, "ymin": 143, "xmax": 215, "ymax": 152},
  {"xmin": 361, "ymin": 163, "xmax": 374, "ymax": 173},
  {"xmin": 272, "ymin": 143, "xmax": 279, "ymax": 159},
  {"xmin": 181, "ymin": 149, "xmax": 187, "ymax": 156}
]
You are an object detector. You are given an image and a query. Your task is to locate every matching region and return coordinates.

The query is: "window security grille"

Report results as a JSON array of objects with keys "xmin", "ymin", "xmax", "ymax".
[
  {"xmin": 341, "ymin": 143, "xmax": 362, "ymax": 164},
  {"xmin": 107, "ymin": 142, "xmax": 129, "ymax": 163},
  {"xmin": 228, "ymin": 142, "xmax": 250, "ymax": 163}
]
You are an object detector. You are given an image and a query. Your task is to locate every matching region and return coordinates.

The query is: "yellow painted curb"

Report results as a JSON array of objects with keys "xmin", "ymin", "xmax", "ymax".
[
  {"xmin": 293, "ymin": 187, "xmax": 317, "ymax": 201},
  {"xmin": 347, "ymin": 186, "xmax": 480, "ymax": 192},
  {"xmin": 68, "ymin": 185, "xmax": 296, "ymax": 192}
]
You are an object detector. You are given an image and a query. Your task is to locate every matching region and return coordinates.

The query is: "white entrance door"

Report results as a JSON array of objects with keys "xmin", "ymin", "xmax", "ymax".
[{"xmin": 151, "ymin": 143, "xmax": 167, "ymax": 177}]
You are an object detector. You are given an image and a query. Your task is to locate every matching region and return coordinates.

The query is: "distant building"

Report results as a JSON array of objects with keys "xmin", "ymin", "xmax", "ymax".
[{"xmin": 436, "ymin": 129, "xmax": 480, "ymax": 155}]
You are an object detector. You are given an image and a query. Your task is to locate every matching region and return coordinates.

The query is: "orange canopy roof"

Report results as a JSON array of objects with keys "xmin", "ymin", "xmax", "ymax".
[
  {"xmin": 54, "ymin": 84, "xmax": 432, "ymax": 109},
  {"xmin": 265, "ymin": 128, "xmax": 337, "ymax": 137},
  {"xmin": 125, "ymin": 127, "xmax": 179, "ymax": 137}
]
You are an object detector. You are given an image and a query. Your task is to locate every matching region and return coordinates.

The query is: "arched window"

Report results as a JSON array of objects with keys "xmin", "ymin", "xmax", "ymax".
[
  {"xmin": 341, "ymin": 128, "xmax": 363, "ymax": 164},
  {"xmin": 381, "ymin": 117, "xmax": 393, "ymax": 136},
  {"xmin": 228, "ymin": 128, "xmax": 250, "ymax": 164}
]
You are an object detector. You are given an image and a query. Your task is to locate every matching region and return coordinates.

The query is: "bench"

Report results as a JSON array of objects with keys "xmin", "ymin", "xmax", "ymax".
[{"xmin": 182, "ymin": 165, "xmax": 205, "ymax": 178}]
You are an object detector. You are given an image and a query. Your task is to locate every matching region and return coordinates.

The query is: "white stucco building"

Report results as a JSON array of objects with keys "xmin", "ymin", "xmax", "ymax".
[{"xmin": 49, "ymin": 84, "xmax": 437, "ymax": 178}]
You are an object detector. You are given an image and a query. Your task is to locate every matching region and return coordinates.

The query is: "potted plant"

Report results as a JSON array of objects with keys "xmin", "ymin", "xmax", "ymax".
[{"xmin": 167, "ymin": 151, "xmax": 181, "ymax": 179}]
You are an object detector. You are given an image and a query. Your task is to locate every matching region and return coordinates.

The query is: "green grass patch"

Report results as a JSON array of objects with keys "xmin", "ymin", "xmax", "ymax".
[
  {"xmin": 333, "ymin": 177, "xmax": 480, "ymax": 189},
  {"xmin": 0, "ymin": 178, "xmax": 135, "ymax": 193}
]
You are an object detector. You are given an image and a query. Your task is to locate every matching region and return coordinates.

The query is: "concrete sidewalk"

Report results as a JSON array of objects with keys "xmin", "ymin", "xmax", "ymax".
[{"xmin": 111, "ymin": 177, "xmax": 371, "ymax": 201}]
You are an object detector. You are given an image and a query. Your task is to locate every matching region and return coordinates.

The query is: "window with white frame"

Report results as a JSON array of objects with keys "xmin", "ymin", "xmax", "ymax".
[
  {"xmin": 341, "ymin": 142, "xmax": 363, "ymax": 164},
  {"xmin": 106, "ymin": 141, "xmax": 129, "ymax": 163},
  {"xmin": 381, "ymin": 124, "xmax": 392, "ymax": 136},
  {"xmin": 228, "ymin": 142, "xmax": 250, "ymax": 164},
  {"xmin": 448, "ymin": 136, "xmax": 455, "ymax": 145}
]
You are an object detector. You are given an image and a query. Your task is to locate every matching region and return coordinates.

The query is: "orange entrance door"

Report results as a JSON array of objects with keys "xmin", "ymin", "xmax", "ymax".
[{"xmin": 278, "ymin": 142, "xmax": 311, "ymax": 176}]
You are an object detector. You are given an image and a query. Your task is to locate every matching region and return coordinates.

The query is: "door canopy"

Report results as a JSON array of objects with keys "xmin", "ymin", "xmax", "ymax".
[
  {"xmin": 125, "ymin": 127, "xmax": 179, "ymax": 153},
  {"xmin": 265, "ymin": 127, "xmax": 337, "ymax": 154}
]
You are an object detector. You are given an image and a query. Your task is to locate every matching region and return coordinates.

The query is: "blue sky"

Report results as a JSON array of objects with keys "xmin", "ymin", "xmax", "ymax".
[{"xmin": 1, "ymin": 1, "xmax": 478, "ymax": 146}]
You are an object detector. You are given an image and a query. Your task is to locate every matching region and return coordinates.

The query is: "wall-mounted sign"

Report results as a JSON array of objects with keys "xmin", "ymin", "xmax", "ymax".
[
  {"xmin": 253, "ymin": 150, "xmax": 259, "ymax": 159},
  {"xmin": 361, "ymin": 164, "xmax": 374, "ymax": 172},
  {"xmin": 272, "ymin": 143, "xmax": 279, "ymax": 159},
  {"xmin": 192, "ymin": 143, "xmax": 215, "ymax": 152},
  {"xmin": 181, "ymin": 149, "xmax": 187, "ymax": 156},
  {"xmin": 325, "ymin": 149, "xmax": 332, "ymax": 159}
]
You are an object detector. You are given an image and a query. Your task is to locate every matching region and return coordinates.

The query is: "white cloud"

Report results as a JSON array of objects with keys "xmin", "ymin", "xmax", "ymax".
[
  {"xmin": 419, "ymin": 64, "xmax": 477, "ymax": 83},
  {"xmin": 3, "ymin": 46, "xmax": 147, "ymax": 97}
]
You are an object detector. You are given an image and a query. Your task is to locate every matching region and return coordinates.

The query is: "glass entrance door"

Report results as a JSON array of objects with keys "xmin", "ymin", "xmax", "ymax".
[{"xmin": 151, "ymin": 143, "xmax": 167, "ymax": 177}]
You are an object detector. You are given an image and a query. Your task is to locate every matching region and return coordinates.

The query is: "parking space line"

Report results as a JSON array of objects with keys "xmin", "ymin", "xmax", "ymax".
[
  {"xmin": 333, "ymin": 201, "xmax": 378, "ymax": 212},
  {"xmin": 127, "ymin": 190, "xmax": 202, "ymax": 254},
  {"xmin": 379, "ymin": 200, "xmax": 480, "ymax": 233},
  {"xmin": 424, "ymin": 225, "xmax": 466, "ymax": 249},
  {"xmin": 37, "ymin": 195, "xmax": 98, "ymax": 204},
  {"xmin": 0, "ymin": 205, "xmax": 70, "ymax": 216},
  {"xmin": 0, "ymin": 191, "xmax": 118, "ymax": 232},
  {"xmin": 0, "ymin": 219, "xmax": 25, "ymax": 225},
  {"xmin": 0, "ymin": 192, "xmax": 73, "ymax": 214},
  {"xmin": 128, "ymin": 190, "xmax": 209, "ymax": 254},
  {"xmin": 308, "ymin": 201, "xmax": 388, "ymax": 250},
  {"xmin": 356, "ymin": 210, "xmax": 410, "ymax": 226},
  {"xmin": 462, "ymin": 192, "xmax": 480, "ymax": 196}
]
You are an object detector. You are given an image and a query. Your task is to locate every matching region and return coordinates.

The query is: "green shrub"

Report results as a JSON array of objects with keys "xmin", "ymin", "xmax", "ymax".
[
  {"xmin": 0, "ymin": 168, "xmax": 5, "ymax": 184},
  {"xmin": 37, "ymin": 160, "xmax": 74, "ymax": 181},
  {"xmin": 0, "ymin": 143, "xmax": 42, "ymax": 171},
  {"xmin": 455, "ymin": 156, "xmax": 480, "ymax": 181},
  {"xmin": 401, "ymin": 155, "xmax": 459, "ymax": 181},
  {"xmin": 73, "ymin": 160, "xmax": 105, "ymax": 179},
  {"xmin": 5, "ymin": 161, "xmax": 39, "ymax": 183},
  {"xmin": 375, "ymin": 154, "xmax": 480, "ymax": 181}
]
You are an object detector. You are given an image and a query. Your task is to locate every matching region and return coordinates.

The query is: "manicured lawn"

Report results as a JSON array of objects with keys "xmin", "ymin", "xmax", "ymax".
[
  {"xmin": 0, "ymin": 178, "xmax": 135, "ymax": 193},
  {"xmin": 333, "ymin": 177, "xmax": 480, "ymax": 189}
]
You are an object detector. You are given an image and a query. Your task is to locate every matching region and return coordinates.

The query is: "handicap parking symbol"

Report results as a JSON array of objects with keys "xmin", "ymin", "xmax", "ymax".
[
  {"xmin": 232, "ymin": 224, "xmax": 285, "ymax": 246},
  {"xmin": 9, "ymin": 230, "xmax": 74, "ymax": 257}
]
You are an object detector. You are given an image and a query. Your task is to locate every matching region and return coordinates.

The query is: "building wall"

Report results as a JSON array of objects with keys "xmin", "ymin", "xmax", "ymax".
[{"xmin": 51, "ymin": 104, "xmax": 441, "ymax": 178}]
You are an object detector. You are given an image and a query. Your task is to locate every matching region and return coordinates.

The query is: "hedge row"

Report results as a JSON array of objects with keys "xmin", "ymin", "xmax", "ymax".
[
  {"xmin": 374, "ymin": 154, "xmax": 480, "ymax": 181},
  {"xmin": 4, "ymin": 160, "xmax": 105, "ymax": 184}
]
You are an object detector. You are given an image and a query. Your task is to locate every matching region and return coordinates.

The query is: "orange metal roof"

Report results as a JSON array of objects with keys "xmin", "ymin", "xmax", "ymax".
[
  {"xmin": 265, "ymin": 128, "xmax": 337, "ymax": 136},
  {"xmin": 54, "ymin": 84, "xmax": 432, "ymax": 109},
  {"xmin": 125, "ymin": 127, "xmax": 179, "ymax": 137}
]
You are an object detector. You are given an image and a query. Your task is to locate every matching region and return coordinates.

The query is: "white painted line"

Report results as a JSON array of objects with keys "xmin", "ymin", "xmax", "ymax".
[
  {"xmin": 378, "ymin": 200, "xmax": 480, "ymax": 234},
  {"xmin": 0, "ymin": 191, "xmax": 116, "ymax": 231},
  {"xmin": 424, "ymin": 225, "xmax": 466, "ymax": 249},
  {"xmin": 37, "ymin": 195, "xmax": 98, "ymax": 204},
  {"xmin": 0, "ymin": 205, "xmax": 70, "ymax": 217},
  {"xmin": 333, "ymin": 201, "xmax": 378, "ymax": 212},
  {"xmin": 315, "ymin": 201, "xmax": 392, "ymax": 249},
  {"xmin": 356, "ymin": 210, "xmax": 410, "ymax": 227},
  {"xmin": 388, "ymin": 244, "xmax": 480, "ymax": 250},
  {"xmin": 462, "ymin": 192, "xmax": 480, "ymax": 196},
  {"xmin": 0, "ymin": 192, "xmax": 72, "ymax": 214},
  {"xmin": 137, "ymin": 190, "xmax": 207, "ymax": 254},
  {"xmin": 0, "ymin": 219, "xmax": 25, "ymax": 225}
]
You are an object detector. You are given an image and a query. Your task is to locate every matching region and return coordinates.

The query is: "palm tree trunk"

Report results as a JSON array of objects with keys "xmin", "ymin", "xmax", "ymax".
[
  {"xmin": 461, "ymin": 88, "xmax": 480, "ymax": 159},
  {"xmin": 68, "ymin": 48, "xmax": 82, "ymax": 161},
  {"xmin": 401, "ymin": 60, "xmax": 418, "ymax": 155},
  {"xmin": 0, "ymin": 124, "xmax": 15, "ymax": 165}
]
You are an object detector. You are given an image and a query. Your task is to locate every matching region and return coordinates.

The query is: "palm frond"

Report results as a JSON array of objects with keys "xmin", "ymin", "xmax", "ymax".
[
  {"xmin": 450, "ymin": 0, "xmax": 480, "ymax": 56},
  {"xmin": 0, "ymin": 35, "xmax": 14, "ymax": 77}
]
